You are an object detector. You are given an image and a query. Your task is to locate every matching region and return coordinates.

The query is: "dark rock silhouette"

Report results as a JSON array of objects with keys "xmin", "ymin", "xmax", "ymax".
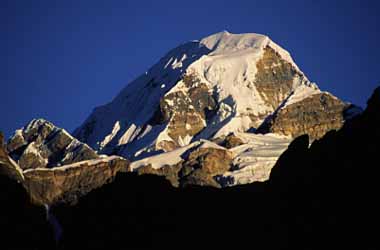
[
  {"xmin": 0, "ymin": 171, "xmax": 55, "ymax": 250},
  {"xmin": 1, "ymin": 132, "xmax": 54, "ymax": 249}
]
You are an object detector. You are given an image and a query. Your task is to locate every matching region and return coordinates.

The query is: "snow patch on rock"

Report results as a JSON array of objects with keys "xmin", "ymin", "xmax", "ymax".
[
  {"xmin": 100, "ymin": 121, "xmax": 121, "ymax": 149},
  {"xmin": 130, "ymin": 141, "xmax": 201, "ymax": 170}
]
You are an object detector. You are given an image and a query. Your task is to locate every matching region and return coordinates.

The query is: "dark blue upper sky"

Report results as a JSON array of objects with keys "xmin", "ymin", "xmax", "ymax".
[{"xmin": 2, "ymin": 0, "xmax": 379, "ymax": 138}]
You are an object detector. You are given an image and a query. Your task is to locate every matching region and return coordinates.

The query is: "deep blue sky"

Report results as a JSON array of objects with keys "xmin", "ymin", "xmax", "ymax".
[{"xmin": 2, "ymin": 0, "xmax": 379, "ymax": 138}]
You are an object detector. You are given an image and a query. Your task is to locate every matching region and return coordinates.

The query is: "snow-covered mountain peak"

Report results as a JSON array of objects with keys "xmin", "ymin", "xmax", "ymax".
[
  {"xmin": 74, "ymin": 31, "xmax": 347, "ymax": 165},
  {"xmin": 200, "ymin": 31, "xmax": 268, "ymax": 54},
  {"xmin": 198, "ymin": 32, "xmax": 300, "ymax": 71}
]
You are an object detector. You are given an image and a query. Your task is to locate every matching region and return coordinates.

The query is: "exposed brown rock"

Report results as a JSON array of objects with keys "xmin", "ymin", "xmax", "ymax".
[
  {"xmin": 167, "ymin": 111, "xmax": 205, "ymax": 143},
  {"xmin": 156, "ymin": 140, "xmax": 178, "ymax": 152},
  {"xmin": 22, "ymin": 119, "xmax": 55, "ymax": 145},
  {"xmin": 254, "ymin": 46, "xmax": 301, "ymax": 109},
  {"xmin": 0, "ymin": 132, "xmax": 5, "ymax": 153},
  {"xmin": 18, "ymin": 142, "xmax": 47, "ymax": 169},
  {"xmin": 6, "ymin": 130, "xmax": 26, "ymax": 153},
  {"xmin": 60, "ymin": 143, "xmax": 100, "ymax": 166},
  {"xmin": 23, "ymin": 156, "xmax": 128, "ymax": 205},
  {"xmin": 44, "ymin": 129, "xmax": 73, "ymax": 155},
  {"xmin": 223, "ymin": 133, "xmax": 244, "ymax": 149},
  {"xmin": 0, "ymin": 132, "xmax": 24, "ymax": 181},
  {"xmin": 155, "ymin": 74, "xmax": 216, "ymax": 150},
  {"xmin": 179, "ymin": 147, "xmax": 234, "ymax": 188},
  {"xmin": 261, "ymin": 93, "xmax": 348, "ymax": 140}
]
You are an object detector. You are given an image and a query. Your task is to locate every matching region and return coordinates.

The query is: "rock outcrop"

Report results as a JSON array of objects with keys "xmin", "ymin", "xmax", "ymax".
[
  {"xmin": 179, "ymin": 146, "xmax": 234, "ymax": 187},
  {"xmin": 155, "ymin": 73, "xmax": 217, "ymax": 151},
  {"xmin": 23, "ymin": 156, "xmax": 128, "ymax": 205},
  {"xmin": 223, "ymin": 133, "xmax": 245, "ymax": 148},
  {"xmin": 259, "ymin": 92, "xmax": 349, "ymax": 140},
  {"xmin": 0, "ymin": 132, "xmax": 24, "ymax": 181},
  {"xmin": 254, "ymin": 46, "xmax": 301, "ymax": 110},
  {"xmin": 7, "ymin": 119, "xmax": 99, "ymax": 170}
]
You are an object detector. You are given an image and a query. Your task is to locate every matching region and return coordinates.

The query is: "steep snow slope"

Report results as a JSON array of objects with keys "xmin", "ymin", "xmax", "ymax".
[
  {"xmin": 74, "ymin": 41, "xmax": 211, "ymax": 154},
  {"xmin": 129, "ymin": 141, "xmax": 200, "ymax": 171}
]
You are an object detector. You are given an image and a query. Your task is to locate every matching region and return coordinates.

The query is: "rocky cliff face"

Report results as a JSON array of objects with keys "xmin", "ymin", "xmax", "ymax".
[
  {"xmin": 0, "ymin": 132, "xmax": 24, "ymax": 181},
  {"xmin": 23, "ymin": 156, "xmax": 128, "ymax": 205},
  {"xmin": 259, "ymin": 92, "xmax": 349, "ymax": 140},
  {"xmin": 178, "ymin": 146, "xmax": 234, "ymax": 188},
  {"xmin": 154, "ymin": 73, "xmax": 217, "ymax": 151},
  {"xmin": 254, "ymin": 46, "xmax": 300, "ymax": 110}
]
